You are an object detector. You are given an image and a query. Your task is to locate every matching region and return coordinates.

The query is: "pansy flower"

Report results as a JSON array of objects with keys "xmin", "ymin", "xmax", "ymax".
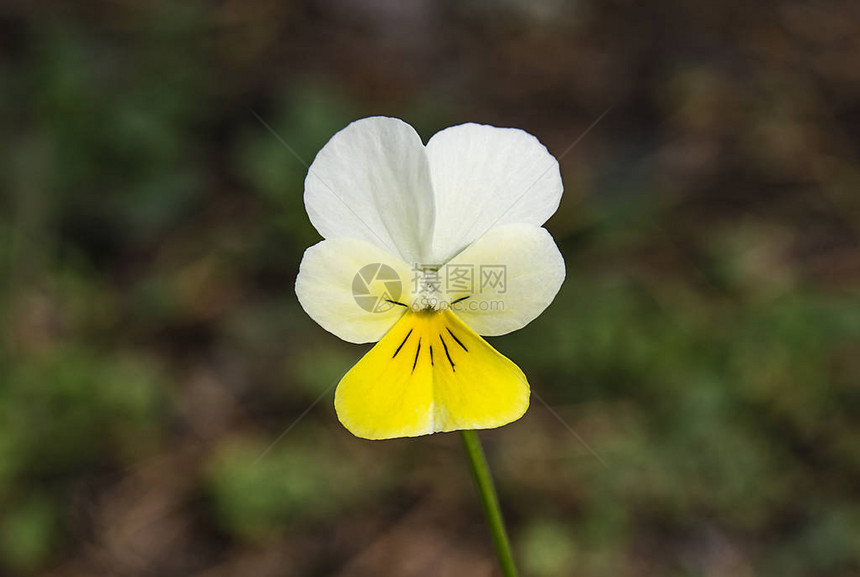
[{"xmin": 295, "ymin": 117, "xmax": 565, "ymax": 440}]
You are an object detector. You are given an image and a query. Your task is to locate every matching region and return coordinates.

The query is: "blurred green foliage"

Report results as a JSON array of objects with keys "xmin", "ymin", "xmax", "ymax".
[{"xmin": 205, "ymin": 428, "xmax": 393, "ymax": 542}]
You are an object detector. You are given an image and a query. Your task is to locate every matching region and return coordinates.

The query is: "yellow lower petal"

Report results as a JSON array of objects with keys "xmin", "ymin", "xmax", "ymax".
[{"xmin": 334, "ymin": 309, "xmax": 530, "ymax": 440}]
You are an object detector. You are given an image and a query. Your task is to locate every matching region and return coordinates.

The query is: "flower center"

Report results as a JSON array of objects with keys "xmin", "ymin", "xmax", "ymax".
[{"xmin": 413, "ymin": 266, "xmax": 449, "ymax": 312}]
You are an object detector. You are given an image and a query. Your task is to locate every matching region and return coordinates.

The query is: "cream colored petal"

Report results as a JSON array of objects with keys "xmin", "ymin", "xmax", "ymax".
[
  {"xmin": 444, "ymin": 223, "xmax": 565, "ymax": 336},
  {"xmin": 295, "ymin": 237, "xmax": 414, "ymax": 344}
]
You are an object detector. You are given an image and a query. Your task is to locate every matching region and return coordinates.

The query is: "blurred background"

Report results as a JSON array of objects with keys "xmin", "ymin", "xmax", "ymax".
[{"xmin": 1, "ymin": 1, "xmax": 859, "ymax": 576}]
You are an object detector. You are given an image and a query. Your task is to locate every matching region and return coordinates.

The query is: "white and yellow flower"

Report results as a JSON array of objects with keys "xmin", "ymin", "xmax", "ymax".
[{"xmin": 295, "ymin": 117, "xmax": 565, "ymax": 440}]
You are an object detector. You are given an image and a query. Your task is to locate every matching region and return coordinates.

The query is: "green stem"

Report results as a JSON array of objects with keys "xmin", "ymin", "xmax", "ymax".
[{"xmin": 460, "ymin": 430, "xmax": 519, "ymax": 577}]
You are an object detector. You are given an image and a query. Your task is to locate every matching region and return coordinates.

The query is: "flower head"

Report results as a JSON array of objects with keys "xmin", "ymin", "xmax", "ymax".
[{"xmin": 295, "ymin": 117, "xmax": 565, "ymax": 439}]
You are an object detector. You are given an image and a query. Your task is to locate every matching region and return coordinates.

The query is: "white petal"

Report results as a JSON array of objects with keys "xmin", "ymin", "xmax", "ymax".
[
  {"xmin": 304, "ymin": 117, "xmax": 435, "ymax": 264},
  {"xmin": 444, "ymin": 224, "xmax": 565, "ymax": 336},
  {"xmin": 295, "ymin": 237, "xmax": 415, "ymax": 344},
  {"xmin": 426, "ymin": 123, "xmax": 563, "ymax": 263}
]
